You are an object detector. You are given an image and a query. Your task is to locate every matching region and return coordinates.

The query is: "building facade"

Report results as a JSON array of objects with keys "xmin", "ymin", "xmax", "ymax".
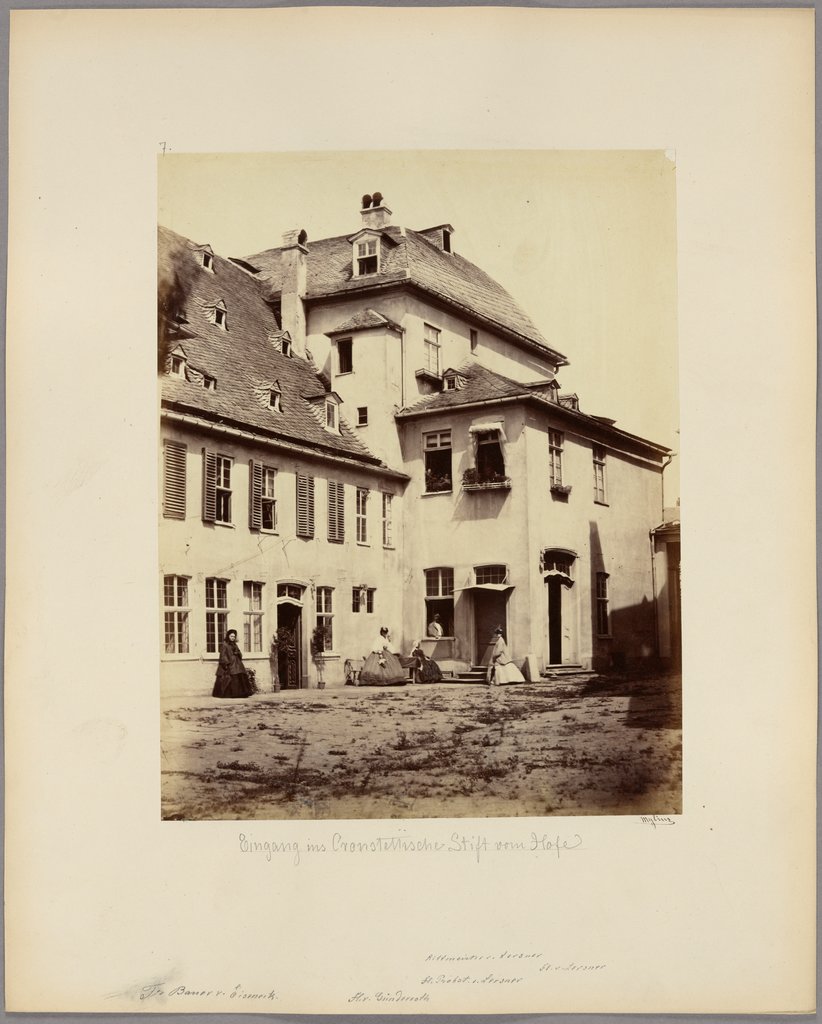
[{"xmin": 159, "ymin": 196, "xmax": 675, "ymax": 695}]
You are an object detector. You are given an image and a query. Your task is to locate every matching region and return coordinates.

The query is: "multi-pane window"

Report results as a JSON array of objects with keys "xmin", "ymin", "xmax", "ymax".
[
  {"xmin": 316, "ymin": 587, "xmax": 334, "ymax": 651},
  {"xmin": 356, "ymin": 488, "xmax": 369, "ymax": 543},
  {"xmin": 163, "ymin": 575, "xmax": 190, "ymax": 654},
  {"xmin": 338, "ymin": 338, "xmax": 353, "ymax": 374},
  {"xmin": 243, "ymin": 581, "xmax": 263, "ymax": 653},
  {"xmin": 549, "ymin": 431, "xmax": 564, "ymax": 486},
  {"xmin": 542, "ymin": 550, "xmax": 575, "ymax": 578},
  {"xmin": 474, "ymin": 564, "xmax": 507, "ymax": 585},
  {"xmin": 351, "ymin": 587, "xmax": 375, "ymax": 613},
  {"xmin": 475, "ymin": 430, "xmax": 506, "ymax": 482},
  {"xmin": 424, "ymin": 567, "xmax": 454, "ymax": 635},
  {"xmin": 162, "ymin": 440, "xmax": 186, "ymax": 520},
  {"xmin": 202, "ymin": 450, "xmax": 233, "ymax": 524},
  {"xmin": 249, "ymin": 462, "xmax": 277, "ymax": 531},
  {"xmin": 593, "ymin": 445, "xmax": 607, "ymax": 503},
  {"xmin": 357, "ymin": 407, "xmax": 368, "ymax": 426},
  {"xmin": 170, "ymin": 354, "xmax": 186, "ymax": 377},
  {"xmin": 296, "ymin": 473, "xmax": 315, "ymax": 537},
  {"xmin": 215, "ymin": 456, "xmax": 232, "ymax": 522},
  {"xmin": 356, "ymin": 239, "xmax": 378, "ymax": 276},
  {"xmin": 325, "ymin": 402, "xmax": 338, "ymax": 432},
  {"xmin": 269, "ymin": 389, "xmax": 282, "ymax": 412},
  {"xmin": 382, "ymin": 492, "xmax": 393, "ymax": 547},
  {"xmin": 596, "ymin": 573, "xmax": 610, "ymax": 636},
  {"xmin": 327, "ymin": 480, "xmax": 345, "ymax": 543},
  {"xmin": 205, "ymin": 578, "xmax": 228, "ymax": 653},
  {"xmin": 261, "ymin": 468, "xmax": 277, "ymax": 531},
  {"xmin": 423, "ymin": 324, "xmax": 441, "ymax": 375},
  {"xmin": 423, "ymin": 430, "xmax": 452, "ymax": 492}
]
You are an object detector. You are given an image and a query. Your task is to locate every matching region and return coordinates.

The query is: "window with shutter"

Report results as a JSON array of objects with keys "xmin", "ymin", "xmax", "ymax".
[
  {"xmin": 296, "ymin": 473, "xmax": 315, "ymax": 538},
  {"xmin": 248, "ymin": 460, "xmax": 263, "ymax": 530},
  {"xmin": 327, "ymin": 480, "xmax": 345, "ymax": 543},
  {"xmin": 202, "ymin": 448, "xmax": 217, "ymax": 522},
  {"xmin": 163, "ymin": 441, "xmax": 187, "ymax": 519}
]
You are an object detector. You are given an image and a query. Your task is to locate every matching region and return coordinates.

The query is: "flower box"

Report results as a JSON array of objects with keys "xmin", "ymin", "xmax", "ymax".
[{"xmin": 550, "ymin": 484, "xmax": 572, "ymax": 498}]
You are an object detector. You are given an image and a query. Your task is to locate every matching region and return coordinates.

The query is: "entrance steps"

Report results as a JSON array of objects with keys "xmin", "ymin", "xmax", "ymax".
[
  {"xmin": 541, "ymin": 664, "xmax": 599, "ymax": 685},
  {"xmin": 449, "ymin": 665, "xmax": 489, "ymax": 684}
]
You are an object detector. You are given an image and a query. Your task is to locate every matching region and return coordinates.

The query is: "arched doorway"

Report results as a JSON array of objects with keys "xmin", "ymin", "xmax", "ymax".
[{"xmin": 276, "ymin": 583, "xmax": 305, "ymax": 689}]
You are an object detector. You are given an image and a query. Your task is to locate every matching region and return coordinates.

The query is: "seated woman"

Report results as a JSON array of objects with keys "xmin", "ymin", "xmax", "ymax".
[
  {"xmin": 410, "ymin": 640, "xmax": 443, "ymax": 684},
  {"xmin": 487, "ymin": 627, "xmax": 525, "ymax": 686},
  {"xmin": 360, "ymin": 627, "xmax": 408, "ymax": 686}
]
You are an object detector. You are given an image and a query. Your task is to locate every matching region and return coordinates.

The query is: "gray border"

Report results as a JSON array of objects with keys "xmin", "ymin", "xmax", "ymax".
[{"xmin": 1, "ymin": 0, "xmax": 817, "ymax": 1022}]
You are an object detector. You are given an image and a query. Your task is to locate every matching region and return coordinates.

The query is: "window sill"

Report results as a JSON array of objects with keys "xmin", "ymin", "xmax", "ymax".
[
  {"xmin": 314, "ymin": 652, "xmax": 340, "ymax": 661},
  {"xmin": 594, "ymin": 500, "xmax": 610, "ymax": 507},
  {"xmin": 462, "ymin": 479, "xmax": 512, "ymax": 492},
  {"xmin": 383, "ymin": 545, "xmax": 395, "ymax": 550},
  {"xmin": 327, "ymin": 537, "xmax": 344, "ymax": 544},
  {"xmin": 336, "ymin": 370, "xmax": 353, "ymax": 377},
  {"xmin": 260, "ymin": 529, "xmax": 279, "ymax": 536},
  {"xmin": 356, "ymin": 541, "xmax": 370, "ymax": 548},
  {"xmin": 422, "ymin": 489, "xmax": 453, "ymax": 497},
  {"xmin": 213, "ymin": 521, "xmax": 235, "ymax": 528}
]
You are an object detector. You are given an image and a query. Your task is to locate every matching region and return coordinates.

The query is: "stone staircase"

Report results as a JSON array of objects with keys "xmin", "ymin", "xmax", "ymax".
[
  {"xmin": 540, "ymin": 664, "xmax": 601, "ymax": 686},
  {"xmin": 448, "ymin": 665, "xmax": 489, "ymax": 684}
]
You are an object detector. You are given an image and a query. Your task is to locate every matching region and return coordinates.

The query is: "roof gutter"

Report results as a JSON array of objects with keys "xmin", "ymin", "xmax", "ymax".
[
  {"xmin": 395, "ymin": 393, "xmax": 671, "ymax": 461},
  {"xmin": 161, "ymin": 407, "xmax": 409, "ymax": 482}
]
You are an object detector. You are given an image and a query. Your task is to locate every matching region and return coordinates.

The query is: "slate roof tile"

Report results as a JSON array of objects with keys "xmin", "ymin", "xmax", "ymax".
[{"xmin": 158, "ymin": 226, "xmax": 383, "ymax": 465}]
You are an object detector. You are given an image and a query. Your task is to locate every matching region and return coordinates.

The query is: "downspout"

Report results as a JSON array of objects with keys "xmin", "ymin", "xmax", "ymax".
[
  {"xmin": 660, "ymin": 451, "xmax": 676, "ymax": 517},
  {"xmin": 649, "ymin": 529, "xmax": 660, "ymax": 660}
]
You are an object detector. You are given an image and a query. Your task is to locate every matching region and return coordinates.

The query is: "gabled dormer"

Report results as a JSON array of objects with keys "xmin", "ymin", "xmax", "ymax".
[
  {"xmin": 202, "ymin": 298, "xmax": 228, "ymax": 331},
  {"xmin": 442, "ymin": 368, "xmax": 468, "ymax": 391},
  {"xmin": 269, "ymin": 330, "xmax": 293, "ymax": 358},
  {"xmin": 192, "ymin": 243, "xmax": 215, "ymax": 272},
  {"xmin": 167, "ymin": 345, "xmax": 188, "ymax": 378},
  {"xmin": 348, "ymin": 229, "xmax": 382, "ymax": 278}
]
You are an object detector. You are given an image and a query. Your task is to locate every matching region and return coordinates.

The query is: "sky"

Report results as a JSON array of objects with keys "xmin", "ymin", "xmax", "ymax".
[{"xmin": 159, "ymin": 150, "xmax": 679, "ymax": 499}]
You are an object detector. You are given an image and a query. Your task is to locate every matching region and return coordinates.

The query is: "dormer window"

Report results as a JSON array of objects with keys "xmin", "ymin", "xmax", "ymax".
[
  {"xmin": 202, "ymin": 251, "xmax": 213, "ymax": 270},
  {"xmin": 325, "ymin": 401, "xmax": 338, "ymax": 431},
  {"xmin": 203, "ymin": 375, "xmax": 217, "ymax": 391},
  {"xmin": 442, "ymin": 229, "xmax": 452, "ymax": 253},
  {"xmin": 170, "ymin": 355, "xmax": 186, "ymax": 378},
  {"xmin": 356, "ymin": 238, "xmax": 378, "ymax": 276},
  {"xmin": 214, "ymin": 305, "xmax": 227, "ymax": 330},
  {"xmin": 269, "ymin": 387, "xmax": 282, "ymax": 412},
  {"xmin": 281, "ymin": 337, "xmax": 292, "ymax": 358},
  {"xmin": 195, "ymin": 245, "xmax": 215, "ymax": 272}
]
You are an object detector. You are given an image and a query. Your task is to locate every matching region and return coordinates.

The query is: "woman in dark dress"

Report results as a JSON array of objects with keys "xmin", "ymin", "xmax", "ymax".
[
  {"xmin": 212, "ymin": 629, "xmax": 256, "ymax": 698},
  {"xmin": 411, "ymin": 640, "xmax": 443, "ymax": 683}
]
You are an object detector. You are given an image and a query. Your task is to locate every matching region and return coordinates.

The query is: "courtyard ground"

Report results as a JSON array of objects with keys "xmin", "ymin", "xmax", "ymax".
[{"xmin": 161, "ymin": 673, "xmax": 681, "ymax": 820}]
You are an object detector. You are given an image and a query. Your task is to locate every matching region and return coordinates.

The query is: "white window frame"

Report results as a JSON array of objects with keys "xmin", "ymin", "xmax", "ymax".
[
  {"xmin": 214, "ymin": 455, "xmax": 232, "ymax": 524},
  {"xmin": 424, "ymin": 567, "xmax": 455, "ymax": 637},
  {"xmin": 382, "ymin": 492, "xmax": 393, "ymax": 547},
  {"xmin": 356, "ymin": 487, "xmax": 369, "ymax": 544},
  {"xmin": 243, "ymin": 581, "xmax": 264, "ymax": 653},
  {"xmin": 163, "ymin": 575, "xmax": 190, "ymax": 654},
  {"xmin": 337, "ymin": 337, "xmax": 354, "ymax": 374},
  {"xmin": 261, "ymin": 467, "xmax": 277, "ymax": 531},
  {"xmin": 423, "ymin": 429, "xmax": 452, "ymax": 493},
  {"xmin": 357, "ymin": 406, "xmax": 368, "ymax": 427},
  {"xmin": 170, "ymin": 354, "xmax": 186, "ymax": 378},
  {"xmin": 316, "ymin": 587, "xmax": 334, "ymax": 651},
  {"xmin": 270, "ymin": 389, "xmax": 282, "ymax": 412},
  {"xmin": 201, "ymin": 249, "xmax": 214, "ymax": 272},
  {"xmin": 355, "ymin": 238, "xmax": 379, "ymax": 276},
  {"xmin": 549, "ymin": 430, "xmax": 564, "ymax": 487},
  {"xmin": 325, "ymin": 401, "xmax": 339, "ymax": 432},
  {"xmin": 593, "ymin": 445, "xmax": 607, "ymax": 504},
  {"xmin": 205, "ymin": 577, "xmax": 229, "ymax": 654},
  {"xmin": 596, "ymin": 572, "xmax": 610, "ymax": 636},
  {"xmin": 423, "ymin": 323, "xmax": 441, "ymax": 375}
]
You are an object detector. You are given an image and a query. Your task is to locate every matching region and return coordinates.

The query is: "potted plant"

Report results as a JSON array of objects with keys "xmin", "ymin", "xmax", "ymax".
[{"xmin": 310, "ymin": 624, "xmax": 333, "ymax": 689}]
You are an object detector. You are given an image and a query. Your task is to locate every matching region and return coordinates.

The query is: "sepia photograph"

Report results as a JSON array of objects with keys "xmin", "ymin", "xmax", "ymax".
[{"xmin": 158, "ymin": 150, "xmax": 682, "ymax": 821}]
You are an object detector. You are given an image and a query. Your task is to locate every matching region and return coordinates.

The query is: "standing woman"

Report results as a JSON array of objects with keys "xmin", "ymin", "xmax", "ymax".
[
  {"xmin": 487, "ymin": 627, "xmax": 525, "ymax": 685},
  {"xmin": 212, "ymin": 629, "xmax": 256, "ymax": 698},
  {"xmin": 360, "ymin": 627, "xmax": 408, "ymax": 686}
]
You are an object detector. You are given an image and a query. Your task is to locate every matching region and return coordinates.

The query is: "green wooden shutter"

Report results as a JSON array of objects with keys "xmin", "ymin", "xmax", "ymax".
[
  {"xmin": 202, "ymin": 448, "xmax": 217, "ymax": 522},
  {"xmin": 297, "ymin": 473, "xmax": 315, "ymax": 538},
  {"xmin": 337, "ymin": 481, "xmax": 345, "ymax": 541},
  {"xmin": 248, "ymin": 460, "xmax": 263, "ymax": 530},
  {"xmin": 163, "ymin": 441, "xmax": 186, "ymax": 519}
]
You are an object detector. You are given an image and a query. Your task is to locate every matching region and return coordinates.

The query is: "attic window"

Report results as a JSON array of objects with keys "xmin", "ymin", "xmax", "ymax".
[
  {"xmin": 325, "ymin": 401, "xmax": 338, "ymax": 431},
  {"xmin": 281, "ymin": 337, "xmax": 292, "ymax": 358},
  {"xmin": 200, "ymin": 250, "xmax": 214, "ymax": 272},
  {"xmin": 356, "ymin": 238, "xmax": 379, "ymax": 276},
  {"xmin": 214, "ymin": 306, "xmax": 227, "ymax": 330},
  {"xmin": 170, "ymin": 355, "xmax": 186, "ymax": 378},
  {"xmin": 269, "ymin": 388, "xmax": 282, "ymax": 412},
  {"xmin": 203, "ymin": 375, "xmax": 217, "ymax": 391},
  {"xmin": 442, "ymin": 230, "xmax": 452, "ymax": 253}
]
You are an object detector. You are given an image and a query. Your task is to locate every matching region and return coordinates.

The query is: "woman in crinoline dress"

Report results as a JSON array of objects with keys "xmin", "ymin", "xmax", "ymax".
[
  {"xmin": 410, "ymin": 640, "xmax": 443, "ymax": 683},
  {"xmin": 360, "ymin": 627, "xmax": 408, "ymax": 686},
  {"xmin": 486, "ymin": 627, "xmax": 525, "ymax": 685}
]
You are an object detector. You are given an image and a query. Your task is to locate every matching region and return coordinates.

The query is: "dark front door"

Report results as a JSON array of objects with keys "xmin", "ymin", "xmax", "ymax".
[
  {"xmin": 547, "ymin": 578, "xmax": 562, "ymax": 664},
  {"xmin": 276, "ymin": 605, "xmax": 302, "ymax": 689},
  {"xmin": 474, "ymin": 590, "xmax": 508, "ymax": 664}
]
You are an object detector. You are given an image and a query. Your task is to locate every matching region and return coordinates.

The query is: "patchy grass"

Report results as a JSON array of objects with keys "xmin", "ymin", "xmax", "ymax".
[{"xmin": 161, "ymin": 675, "xmax": 681, "ymax": 821}]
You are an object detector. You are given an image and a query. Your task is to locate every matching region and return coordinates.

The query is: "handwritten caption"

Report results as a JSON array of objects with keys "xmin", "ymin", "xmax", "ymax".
[
  {"xmin": 238, "ymin": 829, "xmax": 583, "ymax": 866},
  {"xmin": 139, "ymin": 983, "xmax": 276, "ymax": 1003}
]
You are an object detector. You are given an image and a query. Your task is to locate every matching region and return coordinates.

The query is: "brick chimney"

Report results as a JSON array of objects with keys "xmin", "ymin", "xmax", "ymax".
[
  {"xmin": 280, "ymin": 228, "xmax": 308, "ymax": 356},
  {"xmin": 360, "ymin": 192, "xmax": 392, "ymax": 230}
]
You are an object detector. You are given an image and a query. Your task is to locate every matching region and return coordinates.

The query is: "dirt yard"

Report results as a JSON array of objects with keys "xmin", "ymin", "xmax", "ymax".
[{"xmin": 161, "ymin": 673, "xmax": 681, "ymax": 820}]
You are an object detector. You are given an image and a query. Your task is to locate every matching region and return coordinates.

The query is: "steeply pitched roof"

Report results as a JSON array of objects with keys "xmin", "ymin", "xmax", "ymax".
[
  {"xmin": 244, "ymin": 226, "xmax": 567, "ymax": 364},
  {"xmin": 327, "ymin": 308, "xmax": 403, "ymax": 335},
  {"xmin": 157, "ymin": 226, "xmax": 385, "ymax": 466},
  {"xmin": 396, "ymin": 362, "xmax": 671, "ymax": 457}
]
